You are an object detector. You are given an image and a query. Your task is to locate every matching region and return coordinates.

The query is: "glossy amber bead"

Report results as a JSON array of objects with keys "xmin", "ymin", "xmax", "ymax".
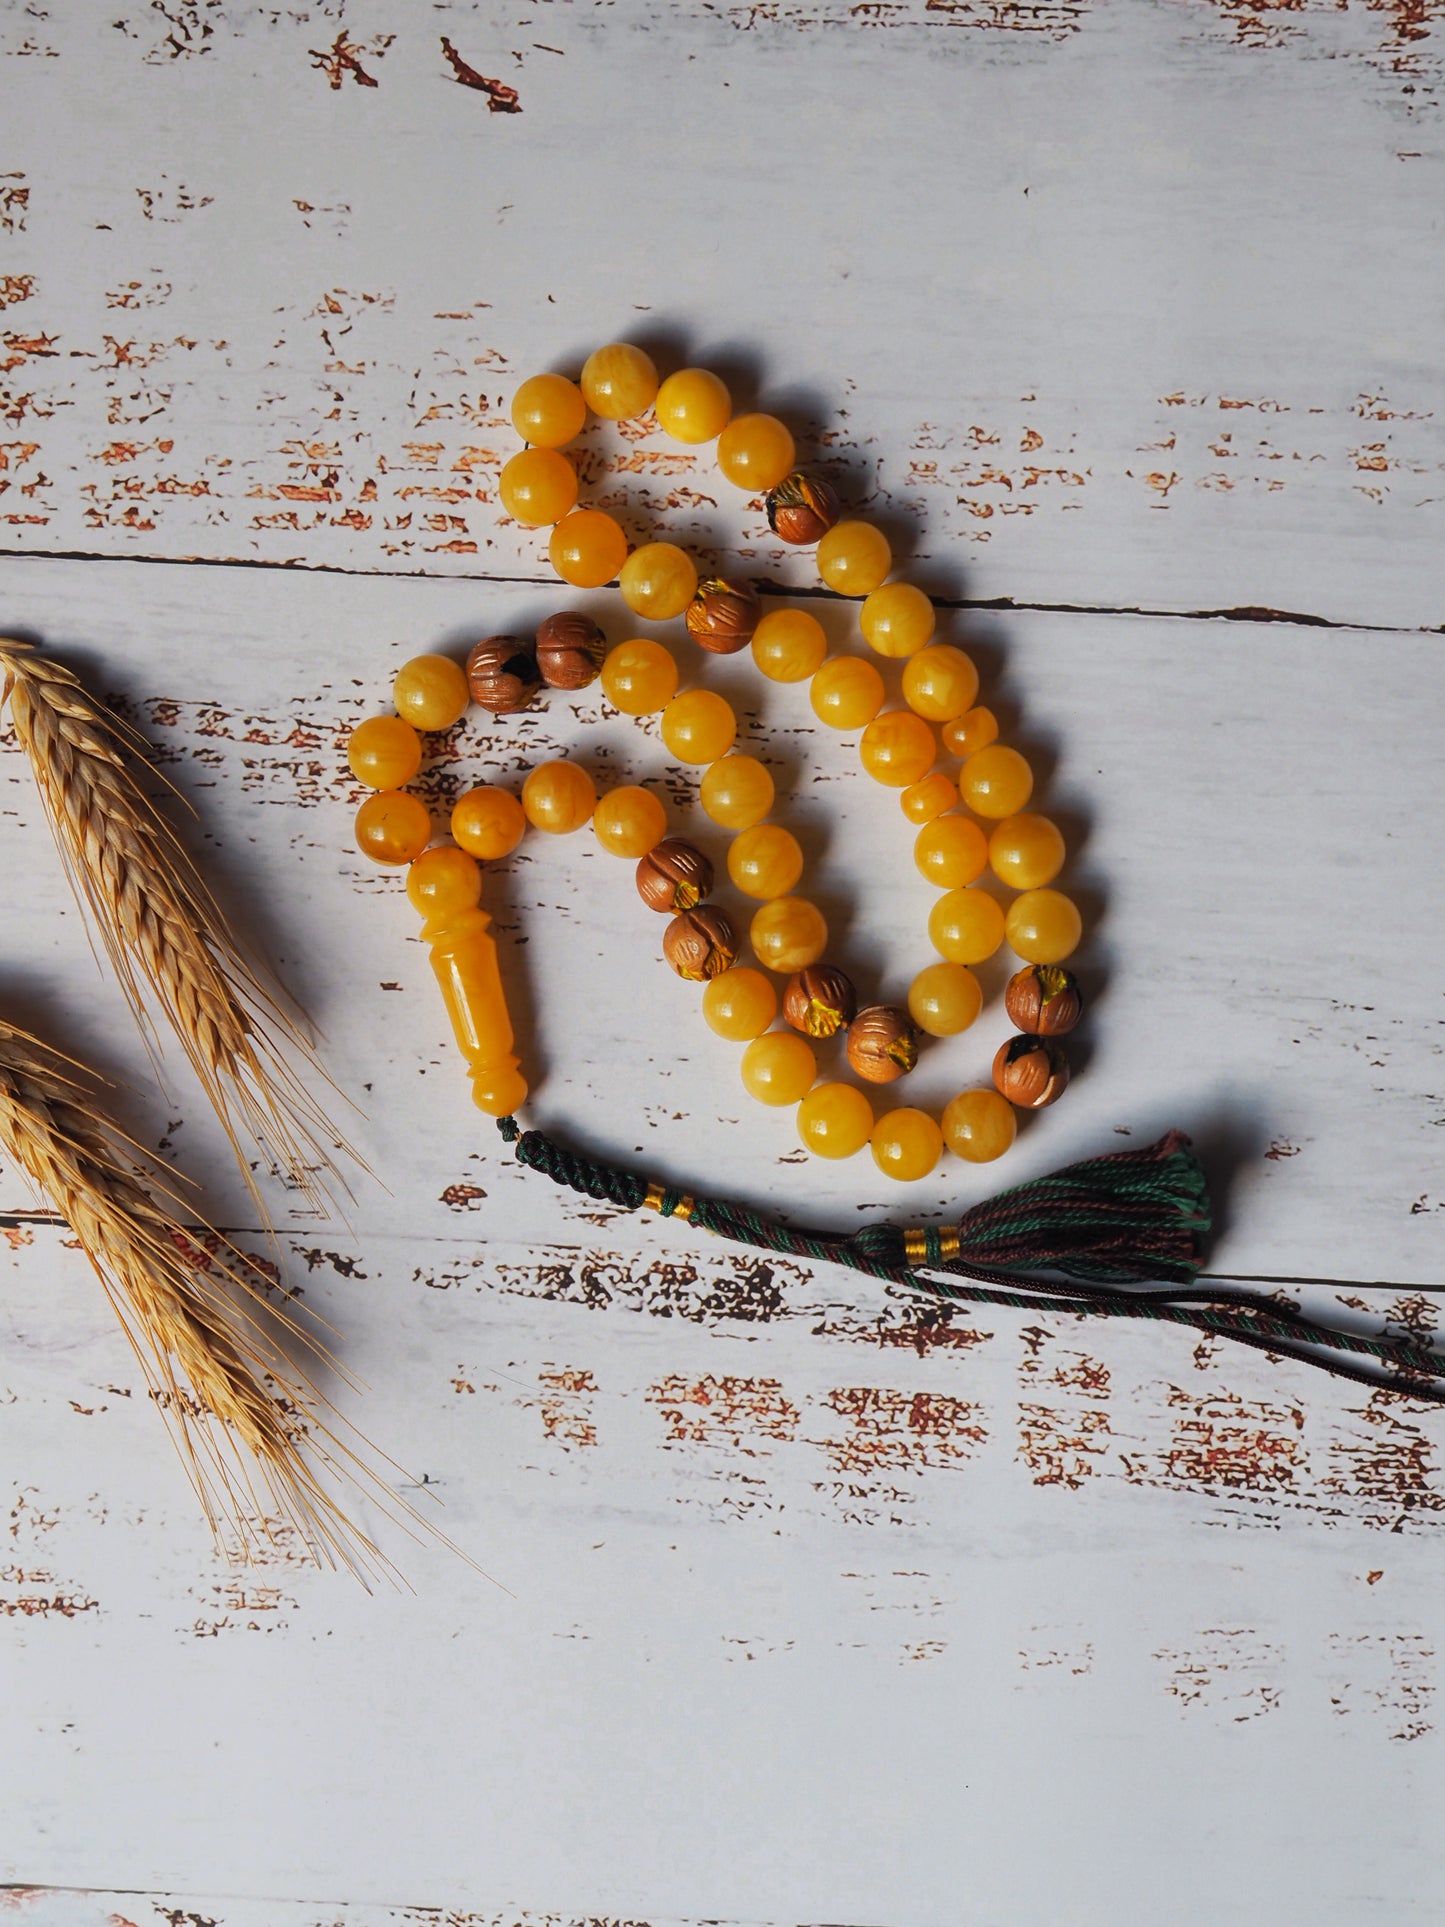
[
  {"xmin": 355, "ymin": 789, "xmax": 431, "ymax": 865},
  {"xmin": 942, "ymin": 1089, "xmax": 1017, "ymax": 1164},
  {"xmin": 751, "ymin": 607, "xmax": 828, "ymax": 683},
  {"xmin": 414, "ymin": 861, "xmax": 526, "ymax": 1117},
  {"xmin": 727, "ymin": 823, "xmax": 804, "ymax": 900},
  {"xmin": 451, "ymin": 786, "xmax": 525, "ymax": 860},
  {"xmin": 859, "ymin": 711, "xmax": 936, "ymax": 787},
  {"xmin": 810, "ymin": 656, "xmax": 885, "ymax": 730},
  {"xmin": 797, "ymin": 1082, "xmax": 874, "ymax": 1160},
  {"xmin": 903, "ymin": 645, "xmax": 980, "ymax": 724},
  {"xmin": 928, "ymin": 887, "xmax": 1006, "ymax": 965},
  {"xmin": 741, "ymin": 1030, "xmax": 817, "ymax": 1107},
  {"xmin": 700, "ymin": 754, "xmax": 775, "ymax": 830},
  {"xmin": 511, "ymin": 372, "xmax": 587, "ymax": 448},
  {"xmin": 521, "ymin": 760, "xmax": 596, "ymax": 834},
  {"xmin": 549, "ymin": 509, "xmax": 629, "ymax": 588},
  {"xmin": 660, "ymin": 689, "xmax": 737, "ymax": 765},
  {"xmin": 860, "ymin": 582, "xmax": 935, "ymax": 658},
  {"xmin": 959, "ymin": 745, "xmax": 1033, "ymax": 820},
  {"xmin": 901, "ymin": 771, "xmax": 957, "ymax": 825},
  {"xmin": 907, "ymin": 960, "xmax": 983, "ymax": 1037},
  {"xmin": 751, "ymin": 896, "xmax": 828, "ymax": 973},
  {"xmin": 816, "ymin": 520, "xmax": 891, "ymax": 597},
  {"xmin": 989, "ymin": 813, "xmax": 1066, "ymax": 891},
  {"xmin": 600, "ymin": 638, "xmax": 679, "ymax": 715},
  {"xmin": 593, "ymin": 785, "xmax": 667, "ymax": 858},
  {"xmin": 393, "ymin": 655, "xmax": 470, "ymax": 733},
  {"xmin": 406, "ymin": 845, "xmax": 483, "ymax": 917},
  {"xmin": 579, "ymin": 341, "xmax": 658, "ymax": 420},
  {"xmin": 655, "ymin": 367, "xmax": 732, "ymax": 444},
  {"xmin": 1006, "ymin": 888, "xmax": 1082, "ymax": 964},
  {"xmin": 702, "ymin": 966, "xmax": 778, "ymax": 1042},
  {"xmin": 942, "ymin": 706, "xmax": 999, "ymax": 758},
  {"xmin": 913, "ymin": 814, "xmax": 988, "ymax": 889},
  {"xmin": 871, "ymin": 1107, "xmax": 943, "ymax": 1182},
  {"xmin": 498, "ymin": 447, "xmax": 578, "ymax": 527},
  {"xmin": 348, "ymin": 714, "xmax": 422, "ymax": 790},
  {"xmin": 717, "ymin": 413, "xmax": 795, "ymax": 492},
  {"xmin": 619, "ymin": 542, "xmax": 697, "ymax": 621}
]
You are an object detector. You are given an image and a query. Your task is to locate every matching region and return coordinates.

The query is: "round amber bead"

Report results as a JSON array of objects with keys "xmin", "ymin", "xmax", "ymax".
[
  {"xmin": 901, "ymin": 771, "xmax": 957, "ymax": 825},
  {"xmin": 741, "ymin": 1030, "xmax": 817, "ymax": 1107},
  {"xmin": 355, "ymin": 789, "xmax": 431, "ymax": 865},
  {"xmin": 860, "ymin": 582, "xmax": 935, "ymax": 658},
  {"xmin": 942, "ymin": 706, "xmax": 999, "ymax": 758},
  {"xmin": 451, "ymin": 785, "xmax": 525, "ymax": 860},
  {"xmin": 347, "ymin": 714, "xmax": 422, "ymax": 790},
  {"xmin": 797, "ymin": 1082, "xmax": 874, "ymax": 1160},
  {"xmin": 989, "ymin": 813, "xmax": 1066, "ymax": 891},
  {"xmin": 660, "ymin": 689, "xmax": 736, "ymax": 765},
  {"xmin": 903, "ymin": 645, "xmax": 980, "ymax": 724},
  {"xmin": 522, "ymin": 760, "xmax": 596, "ymax": 834},
  {"xmin": 549, "ymin": 509, "xmax": 629, "ymax": 588},
  {"xmin": 942, "ymin": 1089, "xmax": 1017, "ymax": 1164},
  {"xmin": 914, "ymin": 814, "xmax": 988, "ymax": 889},
  {"xmin": 816, "ymin": 520, "xmax": 891, "ymax": 597},
  {"xmin": 859, "ymin": 711, "xmax": 936, "ymax": 787},
  {"xmin": 871, "ymin": 1107, "xmax": 943, "ymax": 1182},
  {"xmin": 579, "ymin": 341, "xmax": 658, "ymax": 421},
  {"xmin": 655, "ymin": 367, "xmax": 732, "ymax": 444},
  {"xmin": 498, "ymin": 447, "xmax": 578, "ymax": 527},
  {"xmin": 751, "ymin": 896, "xmax": 828, "ymax": 973},
  {"xmin": 810, "ymin": 656, "xmax": 885, "ymax": 730},
  {"xmin": 593, "ymin": 785, "xmax": 667, "ymax": 858},
  {"xmin": 619, "ymin": 542, "xmax": 698, "ymax": 621},
  {"xmin": 406, "ymin": 845, "xmax": 483, "ymax": 916},
  {"xmin": 600, "ymin": 638, "xmax": 679, "ymax": 716},
  {"xmin": 907, "ymin": 961, "xmax": 982, "ymax": 1037},
  {"xmin": 393, "ymin": 655, "xmax": 469, "ymax": 733},
  {"xmin": 700, "ymin": 754, "xmax": 775, "ymax": 830},
  {"xmin": 751, "ymin": 608, "xmax": 828, "ymax": 683},
  {"xmin": 511, "ymin": 372, "xmax": 587, "ymax": 448},
  {"xmin": 727, "ymin": 824, "xmax": 804, "ymax": 900},
  {"xmin": 959, "ymin": 745, "xmax": 1033, "ymax": 819},
  {"xmin": 1006, "ymin": 888, "xmax": 1082, "ymax": 964},
  {"xmin": 929, "ymin": 887, "xmax": 1006, "ymax": 965},
  {"xmin": 717, "ymin": 413, "xmax": 795, "ymax": 492},
  {"xmin": 702, "ymin": 966, "xmax": 778, "ymax": 1042}
]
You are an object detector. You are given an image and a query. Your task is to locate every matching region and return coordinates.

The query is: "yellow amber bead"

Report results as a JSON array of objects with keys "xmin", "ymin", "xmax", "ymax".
[
  {"xmin": 810, "ymin": 656, "xmax": 885, "ymax": 730},
  {"xmin": 816, "ymin": 520, "xmax": 891, "ymax": 597},
  {"xmin": 751, "ymin": 607, "xmax": 828, "ymax": 682},
  {"xmin": 928, "ymin": 887, "xmax": 1006, "ymax": 964},
  {"xmin": 600, "ymin": 638, "xmax": 679, "ymax": 715},
  {"xmin": 859, "ymin": 710, "xmax": 936, "ymax": 787},
  {"xmin": 942, "ymin": 706, "xmax": 999, "ymax": 758},
  {"xmin": 717, "ymin": 413, "xmax": 796, "ymax": 492},
  {"xmin": 655, "ymin": 367, "xmax": 732, "ymax": 444},
  {"xmin": 619, "ymin": 542, "xmax": 698, "ymax": 621},
  {"xmin": 908, "ymin": 961, "xmax": 983, "ymax": 1037},
  {"xmin": 593, "ymin": 785, "xmax": 667, "ymax": 858},
  {"xmin": 942, "ymin": 1089, "xmax": 1017, "ymax": 1164},
  {"xmin": 521, "ymin": 760, "xmax": 596, "ymax": 834},
  {"xmin": 549, "ymin": 509, "xmax": 629, "ymax": 588},
  {"xmin": 727, "ymin": 823, "xmax": 804, "ymax": 900},
  {"xmin": 660, "ymin": 689, "xmax": 736, "ymax": 765},
  {"xmin": 406, "ymin": 845, "xmax": 483, "ymax": 917},
  {"xmin": 451, "ymin": 785, "xmax": 526, "ymax": 861},
  {"xmin": 751, "ymin": 896, "xmax": 828, "ymax": 973},
  {"xmin": 741, "ymin": 1030, "xmax": 817, "ymax": 1106},
  {"xmin": 348, "ymin": 714, "xmax": 422, "ymax": 790},
  {"xmin": 1006, "ymin": 888, "xmax": 1082, "ymax": 964},
  {"xmin": 903, "ymin": 645, "xmax": 980, "ymax": 724},
  {"xmin": 511, "ymin": 372, "xmax": 587, "ymax": 448},
  {"xmin": 700, "ymin": 754, "xmax": 775, "ymax": 830},
  {"xmin": 498, "ymin": 447, "xmax": 578, "ymax": 527},
  {"xmin": 914, "ymin": 814, "xmax": 989, "ymax": 889},
  {"xmin": 579, "ymin": 341, "xmax": 658, "ymax": 420},
  {"xmin": 901, "ymin": 771, "xmax": 957, "ymax": 825},
  {"xmin": 797, "ymin": 1082, "xmax": 874, "ymax": 1160},
  {"xmin": 393, "ymin": 655, "xmax": 470, "ymax": 733},
  {"xmin": 959, "ymin": 745, "xmax": 1033, "ymax": 819},
  {"xmin": 355, "ymin": 789, "xmax": 431, "ymax": 865},
  {"xmin": 702, "ymin": 966, "xmax": 778, "ymax": 1041},
  {"xmin": 871, "ymin": 1107, "xmax": 943, "ymax": 1182},
  {"xmin": 860, "ymin": 582, "xmax": 935, "ymax": 658},
  {"xmin": 990, "ymin": 813, "xmax": 1066, "ymax": 891}
]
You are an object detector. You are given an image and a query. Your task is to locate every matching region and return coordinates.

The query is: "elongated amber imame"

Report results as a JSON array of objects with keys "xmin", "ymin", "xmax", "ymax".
[{"xmin": 416, "ymin": 858, "xmax": 527, "ymax": 1117}]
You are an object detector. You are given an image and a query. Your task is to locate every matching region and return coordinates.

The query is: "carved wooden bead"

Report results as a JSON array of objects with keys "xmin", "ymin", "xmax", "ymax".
[
  {"xmin": 1005, "ymin": 965, "xmax": 1083, "ymax": 1038},
  {"xmin": 993, "ymin": 1034, "xmax": 1070, "ymax": 1108},
  {"xmin": 765, "ymin": 470, "xmax": 841, "ymax": 546},
  {"xmin": 635, "ymin": 837, "xmax": 714, "ymax": 914},
  {"xmin": 466, "ymin": 635, "xmax": 542, "ymax": 715},
  {"xmin": 685, "ymin": 577, "xmax": 762, "ymax": 655},
  {"xmin": 782, "ymin": 965, "xmax": 858, "ymax": 1040},
  {"xmin": 846, "ymin": 1005, "xmax": 920, "ymax": 1084},
  {"xmin": 663, "ymin": 905, "xmax": 738, "ymax": 982},
  {"xmin": 536, "ymin": 611, "xmax": 607, "ymax": 690}
]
